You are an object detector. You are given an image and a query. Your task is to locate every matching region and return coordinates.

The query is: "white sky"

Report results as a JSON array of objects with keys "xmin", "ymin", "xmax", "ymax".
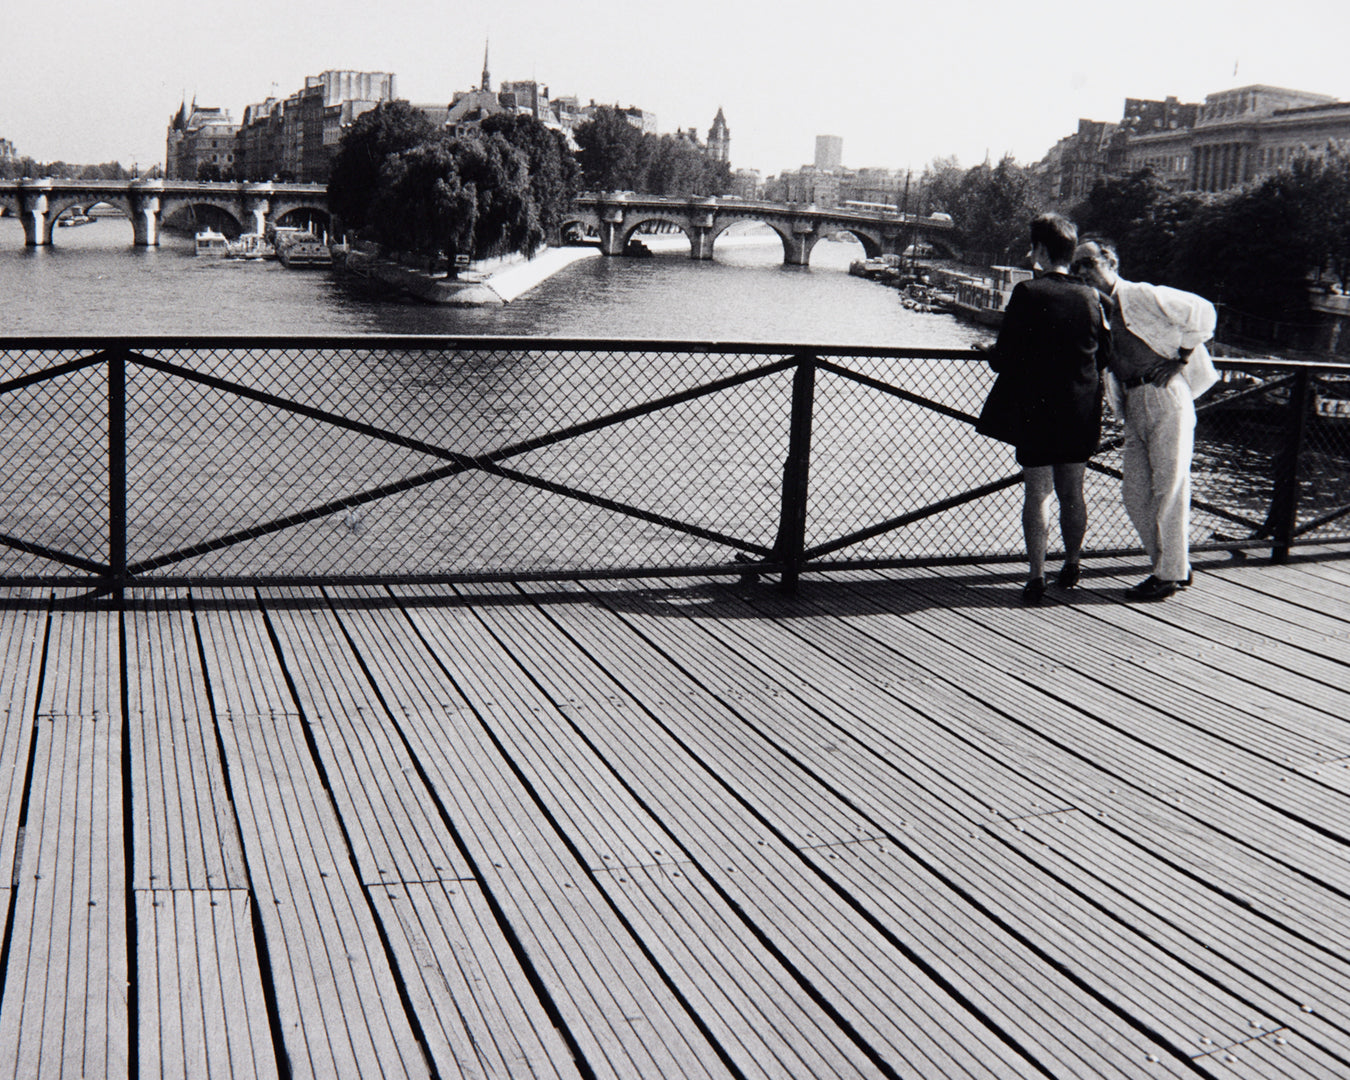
[{"xmin": 4, "ymin": 0, "xmax": 1348, "ymax": 176}]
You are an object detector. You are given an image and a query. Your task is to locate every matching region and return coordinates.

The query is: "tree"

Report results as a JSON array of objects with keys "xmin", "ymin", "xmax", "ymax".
[
  {"xmin": 1075, "ymin": 167, "xmax": 1205, "ymax": 285},
  {"xmin": 1170, "ymin": 177, "xmax": 1315, "ymax": 324},
  {"xmin": 328, "ymin": 101, "xmax": 440, "ymax": 236},
  {"xmin": 952, "ymin": 155, "xmax": 1040, "ymax": 264},
  {"xmin": 920, "ymin": 155, "xmax": 963, "ymax": 216},
  {"xmin": 451, "ymin": 132, "xmax": 541, "ymax": 258},
  {"xmin": 480, "ymin": 113, "xmax": 580, "ymax": 244},
  {"xmin": 370, "ymin": 132, "xmax": 541, "ymax": 268},
  {"xmin": 572, "ymin": 106, "xmax": 645, "ymax": 191}
]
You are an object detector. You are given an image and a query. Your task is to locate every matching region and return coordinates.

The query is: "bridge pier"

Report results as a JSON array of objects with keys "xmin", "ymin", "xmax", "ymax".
[
  {"xmin": 783, "ymin": 220, "xmax": 821, "ymax": 266},
  {"xmin": 129, "ymin": 180, "xmax": 165, "ymax": 246},
  {"xmin": 598, "ymin": 207, "xmax": 627, "ymax": 256},
  {"xmin": 687, "ymin": 206, "xmax": 716, "ymax": 260},
  {"xmin": 243, "ymin": 183, "xmax": 275, "ymax": 237},
  {"xmin": 18, "ymin": 180, "xmax": 52, "ymax": 246}
]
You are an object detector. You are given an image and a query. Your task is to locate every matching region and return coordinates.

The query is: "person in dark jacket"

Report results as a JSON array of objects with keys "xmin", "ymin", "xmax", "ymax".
[{"xmin": 985, "ymin": 214, "xmax": 1112, "ymax": 603}]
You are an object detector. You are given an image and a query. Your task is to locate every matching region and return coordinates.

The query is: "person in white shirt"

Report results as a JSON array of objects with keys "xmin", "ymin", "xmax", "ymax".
[{"xmin": 1071, "ymin": 239, "xmax": 1218, "ymax": 601}]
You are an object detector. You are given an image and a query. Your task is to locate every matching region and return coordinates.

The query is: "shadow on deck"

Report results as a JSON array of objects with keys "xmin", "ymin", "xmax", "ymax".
[{"xmin": 2, "ymin": 548, "xmax": 1349, "ymax": 1079}]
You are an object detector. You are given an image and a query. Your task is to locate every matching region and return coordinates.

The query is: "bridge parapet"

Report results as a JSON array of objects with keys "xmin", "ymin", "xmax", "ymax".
[
  {"xmin": 0, "ymin": 179, "xmax": 328, "ymax": 247},
  {"xmin": 567, "ymin": 192, "xmax": 954, "ymax": 265}
]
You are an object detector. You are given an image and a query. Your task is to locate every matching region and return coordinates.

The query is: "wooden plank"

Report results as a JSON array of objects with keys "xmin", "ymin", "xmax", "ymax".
[
  {"xmin": 394, "ymin": 586, "xmax": 902, "ymax": 1080},
  {"xmin": 597, "ymin": 861, "xmax": 898, "ymax": 1080},
  {"xmin": 810, "ymin": 568, "xmax": 1350, "ymax": 893},
  {"xmin": 330, "ymin": 583, "xmax": 675, "ymax": 874},
  {"xmin": 995, "ymin": 813, "xmax": 1350, "ymax": 1043},
  {"xmin": 0, "ymin": 601, "xmax": 128, "ymax": 1080},
  {"xmin": 371, "ymin": 880, "xmax": 580, "ymax": 1080},
  {"xmin": 255, "ymin": 589, "xmax": 472, "ymax": 885},
  {"xmin": 0, "ymin": 597, "xmax": 46, "ymax": 882},
  {"xmin": 343, "ymin": 590, "xmax": 735, "ymax": 1079},
  {"xmin": 193, "ymin": 589, "xmax": 431, "ymax": 1080},
  {"xmin": 677, "ymin": 571, "xmax": 1350, "ymax": 953},
  {"xmin": 741, "ymin": 567, "xmax": 1350, "ymax": 945},
  {"xmin": 126, "ymin": 590, "xmax": 246, "ymax": 891},
  {"xmin": 137, "ymin": 888, "xmax": 278, "ymax": 1080},
  {"xmin": 463, "ymin": 582, "xmax": 1173, "ymax": 1080},
  {"xmin": 557, "ymin": 580, "xmax": 1273, "ymax": 1075}
]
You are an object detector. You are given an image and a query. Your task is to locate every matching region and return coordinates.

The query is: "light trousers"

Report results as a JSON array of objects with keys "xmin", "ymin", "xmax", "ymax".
[{"xmin": 1121, "ymin": 377, "xmax": 1195, "ymax": 582}]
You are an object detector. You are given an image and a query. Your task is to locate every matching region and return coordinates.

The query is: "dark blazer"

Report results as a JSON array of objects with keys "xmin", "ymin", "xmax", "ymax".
[{"xmin": 987, "ymin": 271, "xmax": 1112, "ymax": 466}]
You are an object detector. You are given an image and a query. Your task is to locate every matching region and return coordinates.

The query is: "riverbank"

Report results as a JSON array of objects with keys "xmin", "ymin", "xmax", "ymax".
[{"xmin": 340, "ymin": 244, "xmax": 602, "ymax": 305}]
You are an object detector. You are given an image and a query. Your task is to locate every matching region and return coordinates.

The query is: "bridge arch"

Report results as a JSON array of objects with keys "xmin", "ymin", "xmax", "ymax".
[
  {"xmin": 160, "ymin": 196, "xmax": 246, "ymax": 237},
  {"xmin": 618, "ymin": 212, "xmax": 695, "ymax": 253},
  {"xmin": 268, "ymin": 201, "xmax": 332, "ymax": 235}
]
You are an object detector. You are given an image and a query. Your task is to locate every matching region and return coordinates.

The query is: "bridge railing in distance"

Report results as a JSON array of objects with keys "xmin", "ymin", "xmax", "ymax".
[{"xmin": 1, "ymin": 336, "xmax": 1347, "ymax": 592}]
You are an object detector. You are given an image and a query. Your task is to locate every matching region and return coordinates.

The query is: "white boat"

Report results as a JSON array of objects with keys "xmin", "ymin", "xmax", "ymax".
[
  {"xmin": 194, "ymin": 228, "xmax": 229, "ymax": 257},
  {"xmin": 227, "ymin": 232, "xmax": 274, "ymax": 260}
]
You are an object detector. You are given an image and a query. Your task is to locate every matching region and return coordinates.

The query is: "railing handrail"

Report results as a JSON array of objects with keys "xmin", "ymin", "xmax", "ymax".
[
  {"xmin": 5, "ymin": 336, "xmax": 1348, "ymax": 374},
  {"xmin": 0, "ymin": 334, "xmax": 986, "ymax": 361}
]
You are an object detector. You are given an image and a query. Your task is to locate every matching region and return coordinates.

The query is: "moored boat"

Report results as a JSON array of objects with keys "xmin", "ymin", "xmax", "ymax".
[
  {"xmin": 227, "ymin": 232, "xmax": 274, "ymax": 260},
  {"xmin": 934, "ymin": 265, "xmax": 1033, "ymax": 328},
  {"xmin": 194, "ymin": 228, "xmax": 229, "ymax": 257},
  {"xmin": 274, "ymin": 231, "xmax": 332, "ymax": 268}
]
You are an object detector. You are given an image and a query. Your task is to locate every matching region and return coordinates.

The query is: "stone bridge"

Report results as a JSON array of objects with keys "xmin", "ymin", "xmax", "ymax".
[
  {"xmin": 0, "ymin": 179, "xmax": 329, "ymax": 246},
  {"xmin": 564, "ymin": 193, "xmax": 958, "ymax": 265}
]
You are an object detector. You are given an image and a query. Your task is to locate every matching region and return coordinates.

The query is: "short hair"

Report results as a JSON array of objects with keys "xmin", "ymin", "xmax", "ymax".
[
  {"xmin": 1072, "ymin": 237, "xmax": 1120, "ymax": 275},
  {"xmin": 1029, "ymin": 213, "xmax": 1078, "ymax": 265}
]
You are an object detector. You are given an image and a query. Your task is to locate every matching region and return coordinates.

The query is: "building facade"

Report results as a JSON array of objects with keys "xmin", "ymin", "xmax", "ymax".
[
  {"xmin": 1038, "ymin": 84, "xmax": 1350, "ymax": 199},
  {"xmin": 173, "ymin": 70, "xmax": 396, "ymax": 183},
  {"xmin": 165, "ymin": 102, "xmax": 239, "ymax": 180},
  {"xmin": 815, "ymin": 135, "xmax": 843, "ymax": 171}
]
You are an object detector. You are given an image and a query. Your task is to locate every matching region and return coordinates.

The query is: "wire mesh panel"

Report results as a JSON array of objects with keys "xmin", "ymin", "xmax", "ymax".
[
  {"xmin": 0, "ymin": 349, "xmax": 109, "ymax": 579},
  {"xmin": 1298, "ymin": 369, "xmax": 1350, "ymax": 542},
  {"xmin": 806, "ymin": 354, "xmax": 1027, "ymax": 561},
  {"xmin": 116, "ymin": 341, "xmax": 794, "ymax": 581},
  {"xmin": 1, "ymin": 338, "xmax": 1348, "ymax": 587}
]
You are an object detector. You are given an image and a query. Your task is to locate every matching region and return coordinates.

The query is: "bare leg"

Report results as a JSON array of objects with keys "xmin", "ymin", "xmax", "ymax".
[
  {"xmin": 1022, "ymin": 466, "xmax": 1054, "ymax": 580},
  {"xmin": 1052, "ymin": 462, "xmax": 1087, "ymax": 562}
]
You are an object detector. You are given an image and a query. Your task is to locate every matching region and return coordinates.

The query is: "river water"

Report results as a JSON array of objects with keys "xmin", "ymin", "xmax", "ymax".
[
  {"xmin": 0, "ymin": 215, "xmax": 991, "ymax": 346},
  {"xmin": 1, "ymin": 215, "xmax": 1335, "ymax": 575}
]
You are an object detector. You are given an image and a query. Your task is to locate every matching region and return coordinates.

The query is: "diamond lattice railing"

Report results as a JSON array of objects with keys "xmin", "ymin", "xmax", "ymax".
[{"xmin": 1, "ymin": 338, "xmax": 1347, "ymax": 586}]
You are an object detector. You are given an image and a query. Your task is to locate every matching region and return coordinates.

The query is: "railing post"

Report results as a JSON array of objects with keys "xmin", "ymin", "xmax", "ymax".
[
  {"xmin": 774, "ymin": 352, "xmax": 817, "ymax": 592},
  {"xmin": 1266, "ymin": 365, "xmax": 1313, "ymax": 563},
  {"xmin": 108, "ymin": 348, "xmax": 128, "ymax": 602}
]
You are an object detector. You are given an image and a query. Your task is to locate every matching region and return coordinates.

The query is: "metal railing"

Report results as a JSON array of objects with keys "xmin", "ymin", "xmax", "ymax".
[{"xmin": 2, "ymin": 336, "xmax": 1348, "ymax": 593}]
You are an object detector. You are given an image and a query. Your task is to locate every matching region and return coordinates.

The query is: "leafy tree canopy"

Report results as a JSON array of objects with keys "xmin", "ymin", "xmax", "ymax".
[
  {"xmin": 369, "ymin": 130, "xmax": 541, "ymax": 266},
  {"xmin": 952, "ymin": 156, "xmax": 1040, "ymax": 264},
  {"xmin": 572, "ymin": 106, "xmax": 732, "ymax": 196},
  {"xmin": 328, "ymin": 101, "xmax": 440, "ymax": 234},
  {"xmin": 1074, "ymin": 167, "xmax": 1205, "ymax": 285},
  {"xmin": 480, "ymin": 113, "xmax": 580, "ymax": 242}
]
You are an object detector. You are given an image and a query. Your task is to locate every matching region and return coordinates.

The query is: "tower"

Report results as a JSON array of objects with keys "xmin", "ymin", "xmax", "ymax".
[
  {"xmin": 707, "ymin": 107, "xmax": 730, "ymax": 164},
  {"xmin": 481, "ymin": 39, "xmax": 491, "ymax": 93}
]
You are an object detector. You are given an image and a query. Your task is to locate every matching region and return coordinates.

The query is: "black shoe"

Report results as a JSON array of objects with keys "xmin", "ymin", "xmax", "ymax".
[
  {"xmin": 1125, "ymin": 575, "xmax": 1179, "ymax": 602},
  {"xmin": 1178, "ymin": 570, "xmax": 1194, "ymax": 589},
  {"xmin": 1022, "ymin": 577, "xmax": 1047, "ymax": 605},
  {"xmin": 1056, "ymin": 560, "xmax": 1081, "ymax": 589}
]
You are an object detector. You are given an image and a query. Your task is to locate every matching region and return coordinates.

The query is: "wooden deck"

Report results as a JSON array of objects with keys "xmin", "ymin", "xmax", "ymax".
[{"xmin": 1, "ymin": 550, "xmax": 1349, "ymax": 1079}]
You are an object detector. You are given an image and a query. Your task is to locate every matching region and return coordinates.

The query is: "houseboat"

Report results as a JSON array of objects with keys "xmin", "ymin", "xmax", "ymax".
[
  {"xmin": 274, "ymin": 231, "xmax": 333, "ymax": 269},
  {"xmin": 938, "ymin": 265, "xmax": 1034, "ymax": 328},
  {"xmin": 227, "ymin": 232, "xmax": 274, "ymax": 260}
]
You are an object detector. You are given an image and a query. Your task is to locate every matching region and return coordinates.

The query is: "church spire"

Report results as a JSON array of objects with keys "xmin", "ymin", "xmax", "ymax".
[{"xmin": 481, "ymin": 38, "xmax": 491, "ymax": 93}]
